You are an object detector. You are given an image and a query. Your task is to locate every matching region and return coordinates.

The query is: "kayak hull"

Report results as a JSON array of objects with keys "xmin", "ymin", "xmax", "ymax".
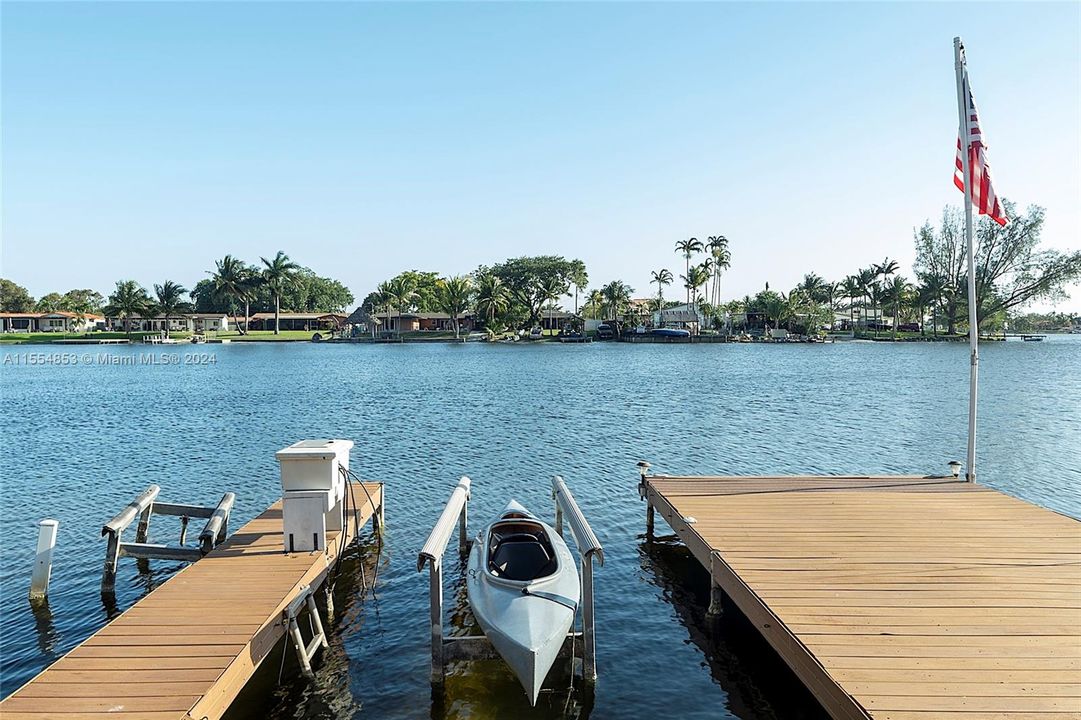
[{"xmin": 466, "ymin": 501, "xmax": 579, "ymax": 705}]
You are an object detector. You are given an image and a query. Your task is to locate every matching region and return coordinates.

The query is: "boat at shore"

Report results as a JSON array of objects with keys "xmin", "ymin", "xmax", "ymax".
[{"xmin": 466, "ymin": 500, "xmax": 579, "ymax": 705}]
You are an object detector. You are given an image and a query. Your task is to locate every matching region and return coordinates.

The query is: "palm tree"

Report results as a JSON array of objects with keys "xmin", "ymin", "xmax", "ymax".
[
  {"xmin": 601, "ymin": 281, "xmax": 633, "ymax": 321},
  {"xmin": 386, "ymin": 275, "xmax": 418, "ymax": 334},
  {"xmin": 884, "ymin": 275, "xmax": 912, "ymax": 339},
  {"xmin": 475, "ymin": 274, "xmax": 510, "ymax": 329},
  {"xmin": 538, "ymin": 275, "xmax": 567, "ymax": 332},
  {"xmin": 761, "ymin": 293, "xmax": 789, "ymax": 334},
  {"xmin": 856, "ymin": 267, "xmax": 877, "ymax": 332},
  {"xmin": 435, "ymin": 276, "xmax": 474, "ymax": 339},
  {"xmin": 104, "ymin": 280, "xmax": 150, "ymax": 337},
  {"xmin": 674, "ymin": 237, "xmax": 703, "ymax": 305},
  {"xmin": 874, "ymin": 257, "xmax": 900, "ymax": 288},
  {"xmin": 705, "ymin": 236, "xmax": 730, "ymax": 308},
  {"xmin": 153, "ymin": 281, "xmax": 192, "ymax": 338},
  {"xmin": 259, "ymin": 251, "xmax": 300, "ymax": 335},
  {"xmin": 841, "ymin": 275, "xmax": 862, "ymax": 329},
  {"xmin": 570, "ymin": 260, "xmax": 588, "ymax": 317},
  {"xmin": 918, "ymin": 274, "xmax": 946, "ymax": 337},
  {"xmin": 650, "ymin": 269, "xmax": 673, "ymax": 323},
  {"xmin": 584, "ymin": 289, "xmax": 604, "ymax": 320},
  {"xmin": 681, "ymin": 265, "xmax": 710, "ymax": 307},
  {"xmin": 209, "ymin": 255, "xmax": 255, "ymax": 334},
  {"xmin": 798, "ymin": 273, "xmax": 827, "ymax": 301},
  {"xmin": 867, "ymin": 281, "xmax": 885, "ymax": 337}
]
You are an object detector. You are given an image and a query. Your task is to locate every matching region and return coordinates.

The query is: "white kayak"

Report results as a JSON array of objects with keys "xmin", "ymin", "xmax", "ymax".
[{"xmin": 467, "ymin": 500, "xmax": 579, "ymax": 705}]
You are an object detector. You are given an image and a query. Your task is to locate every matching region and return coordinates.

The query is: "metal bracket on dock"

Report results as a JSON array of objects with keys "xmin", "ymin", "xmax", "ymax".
[
  {"xmin": 100, "ymin": 485, "xmax": 236, "ymax": 594},
  {"xmin": 417, "ymin": 476, "xmax": 471, "ymax": 684},
  {"xmin": 284, "ymin": 584, "xmax": 329, "ymax": 679}
]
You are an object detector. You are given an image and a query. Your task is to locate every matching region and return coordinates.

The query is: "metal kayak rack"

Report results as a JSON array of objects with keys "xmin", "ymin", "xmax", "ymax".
[
  {"xmin": 417, "ymin": 474, "xmax": 603, "ymax": 687},
  {"xmin": 100, "ymin": 484, "xmax": 235, "ymax": 594}
]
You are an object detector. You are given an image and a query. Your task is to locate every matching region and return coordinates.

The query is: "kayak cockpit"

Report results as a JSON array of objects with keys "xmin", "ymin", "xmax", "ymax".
[{"xmin": 486, "ymin": 521, "xmax": 558, "ymax": 581}]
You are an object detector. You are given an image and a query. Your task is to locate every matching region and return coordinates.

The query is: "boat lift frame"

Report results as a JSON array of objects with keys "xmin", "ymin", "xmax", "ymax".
[
  {"xmin": 100, "ymin": 484, "xmax": 235, "ymax": 594},
  {"xmin": 417, "ymin": 475, "xmax": 603, "ymax": 686}
]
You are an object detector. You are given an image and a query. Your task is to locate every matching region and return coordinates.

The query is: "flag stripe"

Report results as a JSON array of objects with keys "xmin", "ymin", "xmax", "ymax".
[{"xmin": 954, "ymin": 74, "xmax": 1007, "ymax": 226}]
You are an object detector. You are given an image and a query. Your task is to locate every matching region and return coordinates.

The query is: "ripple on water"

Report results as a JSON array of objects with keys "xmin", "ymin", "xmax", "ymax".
[{"xmin": 1, "ymin": 338, "xmax": 1079, "ymax": 718}]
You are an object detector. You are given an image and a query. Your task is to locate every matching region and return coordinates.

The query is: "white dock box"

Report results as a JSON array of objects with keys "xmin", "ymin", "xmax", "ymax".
[{"xmin": 276, "ymin": 439, "xmax": 353, "ymax": 553}]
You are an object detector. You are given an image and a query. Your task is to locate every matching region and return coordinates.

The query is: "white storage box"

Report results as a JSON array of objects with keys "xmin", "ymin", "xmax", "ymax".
[{"xmin": 277, "ymin": 439, "xmax": 353, "ymax": 553}]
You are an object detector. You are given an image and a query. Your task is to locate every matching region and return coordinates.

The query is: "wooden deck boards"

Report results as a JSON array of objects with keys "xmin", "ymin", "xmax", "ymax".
[
  {"xmin": 642, "ymin": 474, "xmax": 1081, "ymax": 720},
  {"xmin": 0, "ymin": 483, "xmax": 382, "ymax": 720}
]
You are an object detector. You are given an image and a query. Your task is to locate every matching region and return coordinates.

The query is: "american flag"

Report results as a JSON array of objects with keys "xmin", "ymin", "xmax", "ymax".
[{"xmin": 954, "ymin": 72, "xmax": 1008, "ymax": 226}]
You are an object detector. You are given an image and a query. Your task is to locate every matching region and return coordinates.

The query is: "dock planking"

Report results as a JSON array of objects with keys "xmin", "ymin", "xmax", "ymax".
[
  {"xmin": 640, "ymin": 474, "xmax": 1081, "ymax": 720},
  {"xmin": 0, "ymin": 482, "xmax": 383, "ymax": 720}
]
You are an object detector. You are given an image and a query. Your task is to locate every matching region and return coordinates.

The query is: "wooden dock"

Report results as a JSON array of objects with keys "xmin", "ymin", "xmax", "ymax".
[
  {"xmin": 639, "ymin": 473, "xmax": 1081, "ymax": 720},
  {"xmin": 0, "ymin": 482, "xmax": 383, "ymax": 720}
]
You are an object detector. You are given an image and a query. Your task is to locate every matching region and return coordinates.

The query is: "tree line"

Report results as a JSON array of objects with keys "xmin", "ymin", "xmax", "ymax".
[
  {"xmin": 733, "ymin": 201, "xmax": 1081, "ymax": 337},
  {"xmin": 0, "ymin": 252, "xmax": 354, "ymax": 336}
]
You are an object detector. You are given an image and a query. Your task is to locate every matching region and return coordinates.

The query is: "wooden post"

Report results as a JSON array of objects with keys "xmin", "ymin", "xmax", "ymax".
[
  {"xmin": 29, "ymin": 519, "xmax": 59, "ymax": 600},
  {"xmin": 707, "ymin": 552, "xmax": 725, "ymax": 619},
  {"xmin": 429, "ymin": 559, "xmax": 443, "ymax": 684},
  {"xmin": 646, "ymin": 503, "xmax": 655, "ymax": 538},
  {"xmin": 179, "ymin": 516, "xmax": 190, "ymax": 546}
]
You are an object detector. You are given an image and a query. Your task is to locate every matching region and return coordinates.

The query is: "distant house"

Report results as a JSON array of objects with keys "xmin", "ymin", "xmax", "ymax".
[
  {"xmin": 102, "ymin": 312, "xmax": 230, "ymax": 333},
  {"xmin": 190, "ymin": 313, "xmax": 230, "ymax": 333},
  {"xmin": 654, "ymin": 303, "xmax": 706, "ymax": 331},
  {"xmin": 246, "ymin": 312, "xmax": 346, "ymax": 331},
  {"xmin": 1, "ymin": 312, "xmax": 42, "ymax": 332},
  {"xmin": 1, "ymin": 311, "xmax": 104, "ymax": 333},
  {"xmin": 536, "ymin": 311, "xmax": 578, "ymax": 331},
  {"xmin": 372, "ymin": 311, "xmax": 475, "ymax": 333}
]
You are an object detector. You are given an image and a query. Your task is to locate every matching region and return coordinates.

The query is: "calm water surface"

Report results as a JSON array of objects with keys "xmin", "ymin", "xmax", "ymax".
[{"xmin": 2, "ymin": 338, "xmax": 1079, "ymax": 719}]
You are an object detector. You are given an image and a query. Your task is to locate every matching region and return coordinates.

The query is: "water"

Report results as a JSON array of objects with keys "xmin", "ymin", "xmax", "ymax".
[{"xmin": 2, "ymin": 338, "xmax": 1079, "ymax": 719}]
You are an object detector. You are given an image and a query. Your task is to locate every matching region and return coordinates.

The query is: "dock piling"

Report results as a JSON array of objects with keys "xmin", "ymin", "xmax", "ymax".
[
  {"xmin": 29, "ymin": 519, "xmax": 59, "ymax": 600},
  {"xmin": 638, "ymin": 461, "xmax": 654, "ymax": 538}
]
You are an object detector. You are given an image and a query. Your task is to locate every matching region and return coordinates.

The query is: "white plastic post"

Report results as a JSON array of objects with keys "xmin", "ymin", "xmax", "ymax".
[{"xmin": 30, "ymin": 520, "xmax": 59, "ymax": 600}]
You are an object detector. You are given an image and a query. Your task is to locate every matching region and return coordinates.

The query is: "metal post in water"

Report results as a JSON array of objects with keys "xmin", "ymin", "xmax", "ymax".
[
  {"xmin": 553, "ymin": 476, "xmax": 564, "ymax": 536},
  {"xmin": 581, "ymin": 553, "xmax": 597, "ymax": 684},
  {"xmin": 458, "ymin": 496, "xmax": 469, "ymax": 555},
  {"xmin": 29, "ymin": 520, "xmax": 59, "ymax": 600},
  {"xmin": 429, "ymin": 559, "xmax": 444, "ymax": 684}
]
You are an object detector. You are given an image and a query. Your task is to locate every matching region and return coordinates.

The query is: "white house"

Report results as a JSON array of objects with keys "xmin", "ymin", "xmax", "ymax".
[
  {"xmin": 1, "ymin": 311, "xmax": 104, "ymax": 333},
  {"xmin": 103, "ymin": 312, "xmax": 230, "ymax": 333}
]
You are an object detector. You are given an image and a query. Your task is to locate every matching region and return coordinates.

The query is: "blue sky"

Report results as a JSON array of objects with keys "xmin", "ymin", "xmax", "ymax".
[{"xmin": 3, "ymin": 2, "xmax": 1079, "ymax": 310}]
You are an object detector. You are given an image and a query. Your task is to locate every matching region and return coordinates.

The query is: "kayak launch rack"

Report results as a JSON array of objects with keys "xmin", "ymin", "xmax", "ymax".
[{"xmin": 417, "ymin": 475, "xmax": 603, "ymax": 686}]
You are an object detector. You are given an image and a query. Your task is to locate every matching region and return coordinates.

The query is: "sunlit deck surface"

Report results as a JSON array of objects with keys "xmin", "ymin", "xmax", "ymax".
[
  {"xmin": 640, "ymin": 474, "xmax": 1081, "ymax": 720},
  {"xmin": 0, "ymin": 483, "xmax": 383, "ymax": 720}
]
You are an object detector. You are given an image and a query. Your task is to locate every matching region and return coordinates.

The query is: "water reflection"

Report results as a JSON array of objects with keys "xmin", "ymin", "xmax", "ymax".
[
  {"xmin": 639, "ymin": 536, "xmax": 829, "ymax": 720},
  {"xmin": 28, "ymin": 598, "xmax": 58, "ymax": 658}
]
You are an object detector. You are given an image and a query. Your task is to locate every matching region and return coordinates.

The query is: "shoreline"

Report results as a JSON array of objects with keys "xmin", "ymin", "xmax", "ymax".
[{"xmin": 1, "ymin": 332, "xmax": 1063, "ymax": 346}]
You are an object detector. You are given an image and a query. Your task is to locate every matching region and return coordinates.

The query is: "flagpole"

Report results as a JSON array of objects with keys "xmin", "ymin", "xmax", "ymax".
[{"xmin": 954, "ymin": 36, "xmax": 980, "ymax": 483}]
